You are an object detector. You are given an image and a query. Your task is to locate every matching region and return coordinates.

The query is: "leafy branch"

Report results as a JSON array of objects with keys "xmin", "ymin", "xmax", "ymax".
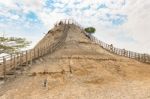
[{"xmin": 0, "ymin": 37, "xmax": 31, "ymax": 54}]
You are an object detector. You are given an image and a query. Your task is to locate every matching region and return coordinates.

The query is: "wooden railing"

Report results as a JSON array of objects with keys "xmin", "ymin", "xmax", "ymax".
[
  {"xmin": 70, "ymin": 20, "xmax": 150, "ymax": 64},
  {"xmin": 0, "ymin": 19, "xmax": 149, "ymax": 81},
  {"xmin": 0, "ymin": 19, "xmax": 71, "ymax": 80},
  {"xmin": 84, "ymin": 33, "xmax": 150, "ymax": 64}
]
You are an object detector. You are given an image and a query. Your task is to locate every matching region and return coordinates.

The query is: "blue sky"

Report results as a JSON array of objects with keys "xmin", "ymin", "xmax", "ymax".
[{"xmin": 0, "ymin": 0, "xmax": 150, "ymax": 53}]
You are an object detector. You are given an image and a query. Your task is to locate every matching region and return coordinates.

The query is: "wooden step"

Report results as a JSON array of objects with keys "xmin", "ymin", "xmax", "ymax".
[
  {"xmin": 6, "ymin": 71, "xmax": 15, "ymax": 75},
  {"xmin": 15, "ymin": 67, "xmax": 21, "ymax": 70},
  {"xmin": 0, "ymin": 76, "xmax": 4, "ymax": 80}
]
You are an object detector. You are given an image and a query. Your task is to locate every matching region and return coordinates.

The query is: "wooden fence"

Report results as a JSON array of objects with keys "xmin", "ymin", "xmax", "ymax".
[
  {"xmin": 0, "ymin": 19, "xmax": 149, "ymax": 81},
  {"xmin": 0, "ymin": 19, "xmax": 71, "ymax": 80},
  {"xmin": 84, "ymin": 33, "xmax": 150, "ymax": 64},
  {"xmin": 70, "ymin": 20, "xmax": 150, "ymax": 64}
]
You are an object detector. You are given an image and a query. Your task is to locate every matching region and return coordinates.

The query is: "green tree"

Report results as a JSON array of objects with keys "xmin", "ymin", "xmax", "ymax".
[
  {"xmin": 0, "ymin": 37, "xmax": 31, "ymax": 54},
  {"xmin": 84, "ymin": 27, "xmax": 96, "ymax": 34}
]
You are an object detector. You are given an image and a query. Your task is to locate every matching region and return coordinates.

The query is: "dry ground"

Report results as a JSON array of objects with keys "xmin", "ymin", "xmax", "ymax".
[{"xmin": 0, "ymin": 24, "xmax": 150, "ymax": 99}]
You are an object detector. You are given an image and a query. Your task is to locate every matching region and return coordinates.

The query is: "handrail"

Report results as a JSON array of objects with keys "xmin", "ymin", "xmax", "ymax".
[
  {"xmin": 0, "ymin": 19, "xmax": 149, "ymax": 81},
  {"xmin": 70, "ymin": 20, "xmax": 150, "ymax": 64},
  {"xmin": 0, "ymin": 19, "xmax": 71, "ymax": 80},
  {"xmin": 84, "ymin": 32, "xmax": 150, "ymax": 64}
]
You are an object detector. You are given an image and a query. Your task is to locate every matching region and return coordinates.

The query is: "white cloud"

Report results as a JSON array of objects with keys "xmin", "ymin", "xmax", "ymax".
[
  {"xmin": 0, "ymin": 0, "xmax": 149, "ymax": 54},
  {"xmin": 117, "ymin": 0, "xmax": 150, "ymax": 53}
]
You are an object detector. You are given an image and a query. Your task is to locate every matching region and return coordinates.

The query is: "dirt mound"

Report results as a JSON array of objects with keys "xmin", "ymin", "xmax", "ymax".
[{"xmin": 0, "ymin": 24, "xmax": 150, "ymax": 99}]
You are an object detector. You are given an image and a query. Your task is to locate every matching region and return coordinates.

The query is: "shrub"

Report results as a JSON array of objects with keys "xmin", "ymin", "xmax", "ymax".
[{"xmin": 84, "ymin": 27, "xmax": 96, "ymax": 34}]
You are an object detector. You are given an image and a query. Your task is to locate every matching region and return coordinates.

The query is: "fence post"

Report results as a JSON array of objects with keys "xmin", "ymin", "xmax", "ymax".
[
  {"xmin": 41, "ymin": 47, "xmax": 43, "ymax": 56},
  {"xmin": 134, "ymin": 53, "xmax": 137, "ymax": 59},
  {"xmin": 13, "ymin": 55, "xmax": 16, "ymax": 69},
  {"xmin": 20, "ymin": 52, "xmax": 23, "ymax": 74},
  {"xmin": 137, "ymin": 53, "xmax": 142, "ymax": 61},
  {"xmin": 124, "ymin": 49, "xmax": 126, "ymax": 56},
  {"xmin": 13, "ymin": 55, "xmax": 17, "ymax": 78},
  {"xmin": 114, "ymin": 48, "xmax": 116, "ymax": 53},
  {"xmin": 38, "ymin": 48, "xmax": 40, "ymax": 57},
  {"xmin": 128, "ymin": 51, "xmax": 131, "ymax": 58},
  {"xmin": 42, "ymin": 46, "xmax": 44, "ymax": 56},
  {"xmin": 3, "ymin": 56, "xmax": 6, "ymax": 81},
  {"xmin": 43, "ymin": 46, "xmax": 45, "ymax": 56},
  {"xmin": 133, "ymin": 52, "xmax": 136, "ymax": 59},
  {"xmin": 41, "ymin": 47, "xmax": 42, "ymax": 56},
  {"xmin": 117, "ymin": 49, "xmax": 119, "ymax": 54},
  {"xmin": 26, "ymin": 50, "xmax": 28, "ymax": 66},
  {"xmin": 143, "ymin": 54, "xmax": 146, "ymax": 62},
  {"xmin": 16, "ymin": 53, "xmax": 19, "ymax": 68},
  {"xmin": 30, "ymin": 50, "xmax": 33, "ymax": 65},
  {"xmin": 130, "ymin": 52, "xmax": 132, "ymax": 58},
  {"xmin": 21, "ymin": 52, "xmax": 23, "ymax": 66},
  {"xmin": 119, "ymin": 49, "xmax": 121, "ymax": 55},
  {"xmin": 110, "ymin": 44, "xmax": 113, "ymax": 52},
  {"xmin": 45, "ymin": 44, "xmax": 48, "ymax": 54},
  {"xmin": 148, "ymin": 55, "xmax": 150, "ymax": 63},
  {"xmin": 145, "ymin": 54, "xmax": 147, "ymax": 63},
  {"xmin": 126, "ymin": 51, "xmax": 128, "ymax": 57},
  {"xmin": 122, "ymin": 49, "xmax": 125, "ymax": 56},
  {"xmin": 40, "ymin": 47, "xmax": 42, "ymax": 56},
  {"xmin": 10, "ymin": 54, "xmax": 13, "ymax": 68},
  {"xmin": 34, "ymin": 48, "xmax": 36, "ymax": 59}
]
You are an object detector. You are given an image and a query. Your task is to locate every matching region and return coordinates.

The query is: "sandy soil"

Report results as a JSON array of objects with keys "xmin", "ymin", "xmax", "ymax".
[{"xmin": 0, "ymin": 24, "xmax": 150, "ymax": 99}]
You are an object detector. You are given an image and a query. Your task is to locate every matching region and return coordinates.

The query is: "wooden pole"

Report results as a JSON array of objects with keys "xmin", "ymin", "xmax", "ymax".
[
  {"xmin": 148, "ymin": 55, "xmax": 150, "ymax": 63},
  {"xmin": 143, "ymin": 54, "xmax": 146, "ymax": 62},
  {"xmin": 138, "ymin": 53, "xmax": 140, "ymax": 61},
  {"xmin": 126, "ymin": 51, "xmax": 128, "ymax": 57},
  {"xmin": 14, "ymin": 55, "xmax": 16, "ymax": 69},
  {"xmin": 16, "ymin": 53, "xmax": 19, "ymax": 67},
  {"xmin": 38, "ymin": 48, "xmax": 40, "ymax": 57},
  {"xmin": 20, "ymin": 52, "xmax": 23, "ymax": 74},
  {"xmin": 34, "ymin": 48, "xmax": 36, "ymax": 59},
  {"xmin": 3, "ymin": 56, "xmax": 6, "ymax": 81},
  {"xmin": 128, "ymin": 51, "xmax": 131, "ymax": 58},
  {"xmin": 44, "ymin": 46, "xmax": 46, "ymax": 55},
  {"xmin": 110, "ymin": 44, "xmax": 113, "ymax": 52},
  {"xmin": 20, "ymin": 52, "xmax": 23, "ymax": 66},
  {"xmin": 26, "ymin": 50, "xmax": 28, "ymax": 66},
  {"xmin": 10, "ymin": 54, "xmax": 13, "ymax": 68},
  {"xmin": 30, "ymin": 50, "xmax": 33, "ymax": 65},
  {"xmin": 40, "ymin": 47, "xmax": 42, "ymax": 56},
  {"xmin": 69, "ymin": 56, "xmax": 72, "ymax": 74},
  {"xmin": 13, "ymin": 55, "xmax": 16, "ymax": 78}
]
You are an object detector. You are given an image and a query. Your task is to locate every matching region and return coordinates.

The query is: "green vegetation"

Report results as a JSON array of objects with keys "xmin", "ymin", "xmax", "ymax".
[
  {"xmin": 0, "ymin": 37, "xmax": 31, "ymax": 54},
  {"xmin": 84, "ymin": 27, "xmax": 96, "ymax": 34}
]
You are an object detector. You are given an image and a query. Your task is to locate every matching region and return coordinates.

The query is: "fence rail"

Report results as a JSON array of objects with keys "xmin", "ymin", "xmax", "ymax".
[
  {"xmin": 70, "ymin": 20, "xmax": 150, "ymax": 64},
  {"xmin": 0, "ymin": 19, "xmax": 71, "ymax": 80},
  {"xmin": 84, "ymin": 33, "xmax": 150, "ymax": 64}
]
